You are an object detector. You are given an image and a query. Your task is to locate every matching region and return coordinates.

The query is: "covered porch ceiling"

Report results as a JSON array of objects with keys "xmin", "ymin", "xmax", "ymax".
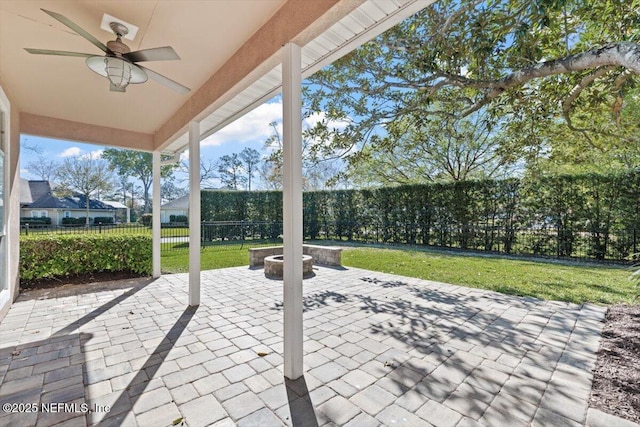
[{"xmin": 0, "ymin": 0, "xmax": 432, "ymax": 153}]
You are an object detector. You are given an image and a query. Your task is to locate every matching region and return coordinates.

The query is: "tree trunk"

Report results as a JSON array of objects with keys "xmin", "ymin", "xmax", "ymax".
[{"xmin": 85, "ymin": 193, "xmax": 90, "ymax": 227}]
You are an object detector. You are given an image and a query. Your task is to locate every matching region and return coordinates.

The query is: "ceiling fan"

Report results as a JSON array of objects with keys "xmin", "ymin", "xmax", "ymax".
[{"xmin": 24, "ymin": 9, "xmax": 190, "ymax": 94}]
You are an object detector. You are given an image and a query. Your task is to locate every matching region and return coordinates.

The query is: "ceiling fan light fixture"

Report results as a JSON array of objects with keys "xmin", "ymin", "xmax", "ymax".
[{"xmin": 85, "ymin": 56, "xmax": 148, "ymax": 91}]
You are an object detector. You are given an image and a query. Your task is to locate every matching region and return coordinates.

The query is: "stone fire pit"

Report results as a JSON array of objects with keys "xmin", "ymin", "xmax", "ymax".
[{"xmin": 264, "ymin": 254, "xmax": 314, "ymax": 279}]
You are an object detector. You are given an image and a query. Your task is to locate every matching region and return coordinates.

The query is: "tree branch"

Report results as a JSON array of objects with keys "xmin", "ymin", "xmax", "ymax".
[
  {"xmin": 459, "ymin": 42, "xmax": 640, "ymax": 117},
  {"xmin": 561, "ymin": 66, "xmax": 615, "ymax": 139}
]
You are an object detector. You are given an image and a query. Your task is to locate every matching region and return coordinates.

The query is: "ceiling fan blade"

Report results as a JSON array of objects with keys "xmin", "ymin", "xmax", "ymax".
[
  {"xmin": 41, "ymin": 9, "xmax": 111, "ymax": 54},
  {"xmin": 138, "ymin": 65, "xmax": 190, "ymax": 94},
  {"xmin": 25, "ymin": 48, "xmax": 93, "ymax": 58},
  {"xmin": 123, "ymin": 46, "xmax": 180, "ymax": 63}
]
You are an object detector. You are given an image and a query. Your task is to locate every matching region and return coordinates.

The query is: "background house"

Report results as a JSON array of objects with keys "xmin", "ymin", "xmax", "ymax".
[
  {"xmin": 20, "ymin": 179, "xmax": 117, "ymax": 225},
  {"xmin": 101, "ymin": 200, "xmax": 130, "ymax": 223},
  {"xmin": 161, "ymin": 195, "xmax": 188, "ymax": 223}
]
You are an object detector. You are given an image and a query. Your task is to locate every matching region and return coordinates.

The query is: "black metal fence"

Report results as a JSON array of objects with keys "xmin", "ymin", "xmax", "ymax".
[
  {"xmin": 19, "ymin": 219, "xmax": 638, "ymax": 262},
  {"xmin": 19, "ymin": 221, "xmax": 282, "ymax": 252},
  {"xmin": 20, "ymin": 222, "xmax": 149, "ymax": 236},
  {"xmin": 304, "ymin": 221, "xmax": 638, "ymax": 263}
]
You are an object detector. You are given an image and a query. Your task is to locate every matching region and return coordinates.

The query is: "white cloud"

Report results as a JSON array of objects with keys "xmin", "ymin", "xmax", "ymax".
[
  {"xmin": 59, "ymin": 147, "xmax": 81, "ymax": 157},
  {"xmin": 201, "ymin": 101, "xmax": 283, "ymax": 147},
  {"xmin": 86, "ymin": 149, "xmax": 104, "ymax": 160},
  {"xmin": 303, "ymin": 111, "xmax": 350, "ymax": 131},
  {"xmin": 198, "ymin": 100, "xmax": 350, "ymax": 153}
]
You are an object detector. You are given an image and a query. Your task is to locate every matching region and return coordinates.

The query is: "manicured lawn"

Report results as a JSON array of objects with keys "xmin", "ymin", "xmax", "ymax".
[
  {"xmin": 160, "ymin": 227, "xmax": 189, "ymax": 238},
  {"xmin": 343, "ymin": 248, "xmax": 635, "ymax": 305},
  {"xmin": 162, "ymin": 247, "xmax": 249, "ymax": 273},
  {"xmin": 161, "ymin": 242, "xmax": 276, "ymax": 273},
  {"xmin": 163, "ymin": 245, "xmax": 635, "ymax": 305}
]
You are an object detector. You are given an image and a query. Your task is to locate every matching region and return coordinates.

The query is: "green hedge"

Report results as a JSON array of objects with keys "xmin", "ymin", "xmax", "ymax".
[
  {"xmin": 62, "ymin": 217, "xmax": 87, "ymax": 226},
  {"xmin": 20, "ymin": 217, "xmax": 52, "ymax": 226},
  {"xmin": 93, "ymin": 216, "xmax": 114, "ymax": 225},
  {"xmin": 140, "ymin": 214, "xmax": 152, "ymax": 226},
  {"xmin": 200, "ymin": 171, "xmax": 640, "ymax": 260},
  {"xmin": 20, "ymin": 234, "xmax": 152, "ymax": 283},
  {"xmin": 171, "ymin": 215, "xmax": 188, "ymax": 223}
]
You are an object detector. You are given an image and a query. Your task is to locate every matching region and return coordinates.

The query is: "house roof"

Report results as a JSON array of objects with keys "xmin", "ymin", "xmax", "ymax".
[
  {"xmin": 28, "ymin": 180, "xmax": 53, "ymax": 202},
  {"xmin": 27, "ymin": 194, "xmax": 114, "ymax": 211},
  {"xmin": 1, "ymin": 0, "xmax": 430, "ymax": 153},
  {"xmin": 20, "ymin": 179, "xmax": 115, "ymax": 210},
  {"xmin": 20, "ymin": 178, "xmax": 33, "ymax": 205},
  {"xmin": 161, "ymin": 195, "xmax": 189, "ymax": 210},
  {"xmin": 102, "ymin": 200, "xmax": 128, "ymax": 209}
]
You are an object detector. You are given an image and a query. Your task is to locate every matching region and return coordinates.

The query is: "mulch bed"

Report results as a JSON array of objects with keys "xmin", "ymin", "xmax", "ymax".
[
  {"xmin": 20, "ymin": 272, "xmax": 146, "ymax": 291},
  {"xmin": 590, "ymin": 303, "xmax": 640, "ymax": 423}
]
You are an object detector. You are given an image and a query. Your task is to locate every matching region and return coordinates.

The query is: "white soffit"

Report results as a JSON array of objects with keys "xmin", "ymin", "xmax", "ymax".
[{"xmin": 163, "ymin": 0, "xmax": 433, "ymax": 154}]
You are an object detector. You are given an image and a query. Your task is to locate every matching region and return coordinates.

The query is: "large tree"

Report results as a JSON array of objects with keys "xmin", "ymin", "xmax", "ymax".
[
  {"xmin": 102, "ymin": 149, "xmax": 177, "ymax": 213},
  {"xmin": 239, "ymin": 147, "xmax": 261, "ymax": 191},
  {"xmin": 217, "ymin": 153, "xmax": 247, "ymax": 190},
  {"xmin": 261, "ymin": 121, "xmax": 345, "ymax": 190},
  {"xmin": 56, "ymin": 157, "xmax": 113, "ymax": 226},
  {"xmin": 350, "ymin": 112, "xmax": 515, "ymax": 186},
  {"xmin": 27, "ymin": 156, "xmax": 58, "ymax": 181},
  {"xmin": 307, "ymin": 0, "xmax": 640, "ymax": 181},
  {"xmin": 179, "ymin": 157, "xmax": 220, "ymax": 188}
]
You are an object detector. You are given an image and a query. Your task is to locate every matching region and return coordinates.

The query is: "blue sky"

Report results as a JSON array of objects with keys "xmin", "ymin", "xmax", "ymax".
[
  {"xmin": 20, "ymin": 97, "xmax": 287, "ymax": 188},
  {"xmin": 20, "ymin": 94, "xmax": 350, "ymax": 190}
]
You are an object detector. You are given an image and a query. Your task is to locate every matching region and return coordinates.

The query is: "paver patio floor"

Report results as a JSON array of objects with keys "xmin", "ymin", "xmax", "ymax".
[{"xmin": 0, "ymin": 265, "xmax": 633, "ymax": 427}]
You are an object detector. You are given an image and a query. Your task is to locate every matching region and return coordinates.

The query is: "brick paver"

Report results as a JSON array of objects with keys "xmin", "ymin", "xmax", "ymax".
[{"xmin": 0, "ymin": 265, "xmax": 630, "ymax": 427}]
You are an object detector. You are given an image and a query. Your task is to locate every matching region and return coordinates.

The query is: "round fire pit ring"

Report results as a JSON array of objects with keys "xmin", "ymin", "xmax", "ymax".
[{"xmin": 264, "ymin": 254, "xmax": 314, "ymax": 279}]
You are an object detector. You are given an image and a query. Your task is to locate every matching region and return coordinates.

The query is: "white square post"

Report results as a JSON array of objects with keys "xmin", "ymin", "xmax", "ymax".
[
  {"xmin": 282, "ymin": 42, "xmax": 304, "ymax": 380},
  {"xmin": 152, "ymin": 150, "xmax": 161, "ymax": 278},
  {"xmin": 188, "ymin": 121, "xmax": 201, "ymax": 306}
]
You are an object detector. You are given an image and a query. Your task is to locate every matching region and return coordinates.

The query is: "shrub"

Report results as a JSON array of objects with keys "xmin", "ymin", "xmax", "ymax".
[
  {"xmin": 169, "ymin": 214, "xmax": 176, "ymax": 222},
  {"xmin": 20, "ymin": 234, "xmax": 152, "ymax": 283},
  {"xmin": 174, "ymin": 215, "xmax": 188, "ymax": 223},
  {"xmin": 62, "ymin": 217, "xmax": 87, "ymax": 226},
  {"xmin": 20, "ymin": 217, "xmax": 51, "ymax": 226},
  {"xmin": 140, "ymin": 213, "xmax": 152, "ymax": 226},
  {"xmin": 93, "ymin": 217, "xmax": 114, "ymax": 225}
]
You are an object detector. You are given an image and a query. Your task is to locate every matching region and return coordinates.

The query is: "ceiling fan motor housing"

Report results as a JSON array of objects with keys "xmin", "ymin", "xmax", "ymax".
[
  {"xmin": 107, "ymin": 22, "xmax": 131, "ymax": 56},
  {"xmin": 107, "ymin": 22, "xmax": 131, "ymax": 55},
  {"xmin": 107, "ymin": 39, "xmax": 130, "ymax": 55}
]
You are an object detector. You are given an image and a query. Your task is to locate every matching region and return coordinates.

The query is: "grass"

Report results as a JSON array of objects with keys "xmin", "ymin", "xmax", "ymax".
[
  {"xmin": 161, "ymin": 244, "xmax": 635, "ymax": 305},
  {"xmin": 343, "ymin": 247, "xmax": 635, "ymax": 305},
  {"xmin": 160, "ymin": 228, "xmax": 189, "ymax": 237},
  {"xmin": 160, "ymin": 242, "xmax": 276, "ymax": 273},
  {"xmin": 162, "ymin": 248, "xmax": 249, "ymax": 273}
]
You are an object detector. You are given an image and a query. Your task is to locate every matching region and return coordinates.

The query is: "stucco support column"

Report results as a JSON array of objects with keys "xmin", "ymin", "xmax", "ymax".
[
  {"xmin": 152, "ymin": 151, "xmax": 161, "ymax": 278},
  {"xmin": 282, "ymin": 42, "xmax": 303, "ymax": 380},
  {"xmin": 188, "ymin": 121, "xmax": 201, "ymax": 306}
]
